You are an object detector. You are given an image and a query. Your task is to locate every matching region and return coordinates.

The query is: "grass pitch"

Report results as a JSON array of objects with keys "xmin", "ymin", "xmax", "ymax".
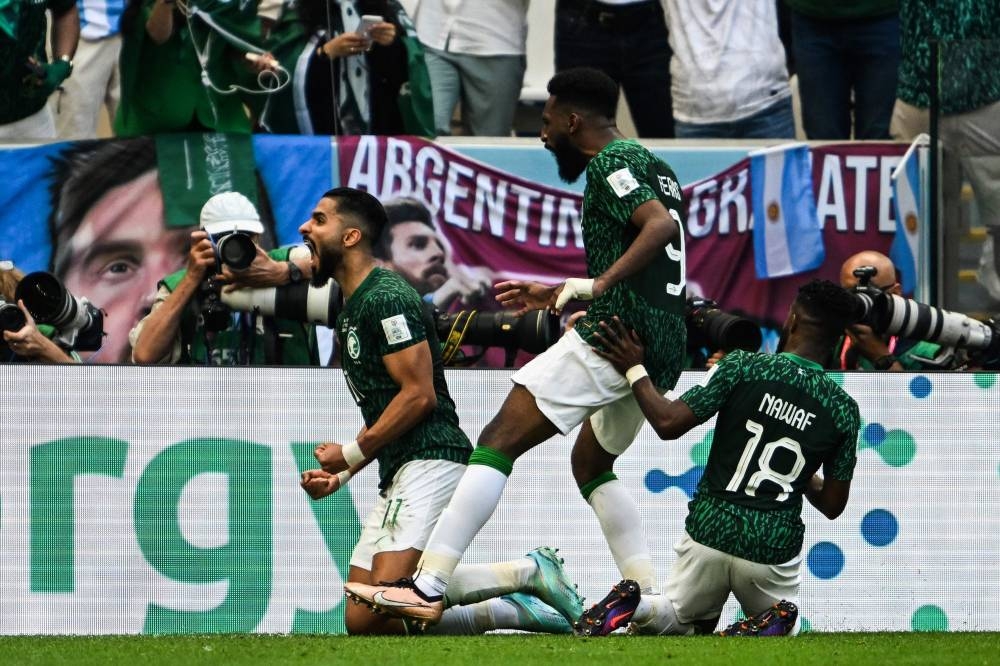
[{"xmin": 2, "ymin": 633, "xmax": 998, "ymax": 666}]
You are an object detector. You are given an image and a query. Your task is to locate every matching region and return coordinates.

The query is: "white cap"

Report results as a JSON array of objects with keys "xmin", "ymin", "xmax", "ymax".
[{"xmin": 199, "ymin": 192, "xmax": 265, "ymax": 236}]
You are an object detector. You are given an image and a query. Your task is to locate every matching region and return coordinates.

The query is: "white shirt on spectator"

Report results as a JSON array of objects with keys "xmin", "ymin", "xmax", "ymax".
[
  {"xmin": 665, "ymin": 0, "xmax": 791, "ymax": 124},
  {"xmin": 414, "ymin": 0, "xmax": 528, "ymax": 56}
]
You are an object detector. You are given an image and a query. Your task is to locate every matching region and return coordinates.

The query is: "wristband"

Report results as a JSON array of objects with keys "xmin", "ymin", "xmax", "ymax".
[
  {"xmin": 873, "ymin": 354, "xmax": 897, "ymax": 370},
  {"xmin": 625, "ymin": 364, "xmax": 648, "ymax": 386},
  {"xmin": 342, "ymin": 439, "xmax": 366, "ymax": 467},
  {"xmin": 336, "ymin": 470, "xmax": 352, "ymax": 487}
]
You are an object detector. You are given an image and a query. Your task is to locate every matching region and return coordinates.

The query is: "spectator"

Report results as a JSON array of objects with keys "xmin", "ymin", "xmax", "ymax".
[
  {"xmin": 0, "ymin": 1, "xmax": 78, "ymax": 140},
  {"xmin": 664, "ymin": 0, "xmax": 795, "ymax": 139},
  {"xmin": 890, "ymin": 1, "xmax": 1000, "ymax": 303},
  {"xmin": 555, "ymin": 0, "xmax": 673, "ymax": 138},
  {"xmin": 259, "ymin": 0, "xmax": 432, "ymax": 136},
  {"xmin": 55, "ymin": 0, "xmax": 126, "ymax": 139},
  {"xmin": 114, "ymin": 0, "xmax": 262, "ymax": 136},
  {"xmin": 785, "ymin": 0, "xmax": 900, "ymax": 139},
  {"xmin": 413, "ymin": 0, "xmax": 528, "ymax": 137},
  {"xmin": 130, "ymin": 192, "xmax": 317, "ymax": 366}
]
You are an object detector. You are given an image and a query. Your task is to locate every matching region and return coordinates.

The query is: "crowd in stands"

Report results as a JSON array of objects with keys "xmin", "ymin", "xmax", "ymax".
[{"xmin": 0, "ymin": 1, "xmax": 995, "ymax": 143}]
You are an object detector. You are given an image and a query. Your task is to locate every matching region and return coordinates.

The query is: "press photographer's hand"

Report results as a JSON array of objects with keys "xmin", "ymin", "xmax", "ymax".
[
  {"xmin": 591, "ymin": 316, "xmax": 645, "ymax": 375},
  {"xmin": 185, "ymin": 231, "xmax": 216, "ymax": 283},
  {"xmin": 221, "ymin": 246, "xmax": 283, "ymax": 291}
]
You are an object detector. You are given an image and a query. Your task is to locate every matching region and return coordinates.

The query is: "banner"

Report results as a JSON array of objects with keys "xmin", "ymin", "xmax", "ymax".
[
  {"xmin": 1, "ymin": 365, "xmax": 998, "ymax": 633},
  {"xmin": 0, "ymin": 135, "xmax": 907, "ymax": 365}
]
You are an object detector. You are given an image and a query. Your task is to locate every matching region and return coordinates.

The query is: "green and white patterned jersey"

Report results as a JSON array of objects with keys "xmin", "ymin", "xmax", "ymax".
[
  {"xmin": 572, "ymin": 139, "xmax": 687, "ymax": 390},
  {"xmin": 336, "ymin": 268, "xmax": 471, "ymax": 489},
  {"xmin": 679, "ymin": 351, "xmax": 860, "ymax": 564}
]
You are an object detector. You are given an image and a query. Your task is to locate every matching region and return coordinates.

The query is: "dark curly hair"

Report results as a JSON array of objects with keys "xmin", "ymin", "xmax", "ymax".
[
  {"xmin": 546, "ymin": 67, "xmax": 619, "ymax": 120},
  {"xmin": 795, "ymin": 279, "xmax": 859, "ymax": 344}
]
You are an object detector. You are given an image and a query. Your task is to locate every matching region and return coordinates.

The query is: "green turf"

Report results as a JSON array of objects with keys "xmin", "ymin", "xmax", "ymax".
[{"xmin": 1, "ymin": 633, "xmax": 998, "ymax": 666}]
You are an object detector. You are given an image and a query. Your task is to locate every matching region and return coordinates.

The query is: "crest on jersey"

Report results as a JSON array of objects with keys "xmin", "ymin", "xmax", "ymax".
[{"xmin": 346, "ymin": 330, "xmax": 361, "ymax": 359}]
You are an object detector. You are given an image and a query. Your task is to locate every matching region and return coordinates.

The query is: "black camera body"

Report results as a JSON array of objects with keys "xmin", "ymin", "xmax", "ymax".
[
  {"xmin": 0, "ymin": 298, "xmax": 27, "ymax": 334},
  {"xmin": 211, "ymin": 231, "xmax": 257, "ymax": 272},
  {"xmin": 14, "ymin": 272, "xmax": 104, "ymax": 351},
  {"xmin": 197, "ymin": 232, "xmax": 259, "ymax": 333},
  {"xmin": 685, "ymin": 297, "xmax": 762, "ymax": 353}
]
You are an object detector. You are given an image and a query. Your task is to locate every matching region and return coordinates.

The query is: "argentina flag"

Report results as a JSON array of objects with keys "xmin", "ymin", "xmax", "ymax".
[
  {"xmin": 750, "ymin": 143, "xmax": 824, "ymax": 279},
  {"xmin": 889, "ymin": 136, "xmax": 928, "ymax": 296}
]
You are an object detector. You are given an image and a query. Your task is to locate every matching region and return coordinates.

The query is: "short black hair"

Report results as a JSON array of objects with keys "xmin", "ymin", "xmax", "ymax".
[
  {"xmin": 547, "ymin": 67, "xmax": 619, "ymax": 119},
  {"xmin": 375, "ymin": 197, "xmax": 435, "ymax": 260},
  {"xmin": 795, "ymin": 279, "xmax": 859, "ymax": 344},
  {"xmin": 48, "ymin": 138, "xmax": 157, "ymax": 276},
  {"xmin": 322, "ymin": 187, "xmax": 388, "ymax": 245}
]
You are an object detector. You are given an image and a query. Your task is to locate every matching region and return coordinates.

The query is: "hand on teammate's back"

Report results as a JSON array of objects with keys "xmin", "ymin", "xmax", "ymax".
[{"xmin": 591, "ymin": 316, "xmax": 645, "ymax": 374}]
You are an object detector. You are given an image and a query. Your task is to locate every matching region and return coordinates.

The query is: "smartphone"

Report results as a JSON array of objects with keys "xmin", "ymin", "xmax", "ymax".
[{"xmin": 357, "ymin": 14, "xmax": 383, "ymax": 43}]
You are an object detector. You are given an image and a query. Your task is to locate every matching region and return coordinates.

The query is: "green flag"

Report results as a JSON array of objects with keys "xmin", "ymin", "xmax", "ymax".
[{"xmin": 154, "ymin": 133, "xmax": 259, "ymax": 229}]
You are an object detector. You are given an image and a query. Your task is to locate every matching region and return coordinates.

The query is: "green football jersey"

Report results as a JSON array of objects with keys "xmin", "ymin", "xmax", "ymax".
[
  {"xmin": 336, "ymin": 268, "xmax": 471, "ymax": 489},
  {"xmin": 679, "ymin": 351, "xmax": 860, "ymax": 564},
  {"xmin": 572, "ymin": 139, "xmax": 687, "ymax": 390}
]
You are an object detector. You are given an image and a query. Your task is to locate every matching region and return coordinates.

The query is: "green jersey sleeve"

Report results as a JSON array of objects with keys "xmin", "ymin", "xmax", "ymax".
[
  {"xmin": 678, "ymin": 351, "xmax": 746, "ymax": 423},
  {"xmin": 825, "ymin": 403, "xmax": 860, "ymax": 481}
]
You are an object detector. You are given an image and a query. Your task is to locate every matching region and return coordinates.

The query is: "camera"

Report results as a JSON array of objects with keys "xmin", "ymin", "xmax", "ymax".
[
  {"xmin": 685, "ymin": 297, "xmax": 763, "ymax": 353},
  {"xmin": 433, "ymin": 308, "xmax": 560, "ymax": 366},
  {"xmin": 220, "ymin": 279, "xmax": 342, "ymax": 326},
  {"xmin": 211, "ymin": 231, "xmax": 257, "ymax": 272},
  {"xmin": 195, "ymin": 232, "xmax": 260, "ymax": 332},
  {"xmin": 851, "ymin": 266, "xmax": 1000, "ymax": 356},
  {"xmin": 14, "ymin": 272, "xmax": 104, "ymax": 351},
  {"xmin": 0, "ymin": 298, "xmax": 27, "ymax": 334}
]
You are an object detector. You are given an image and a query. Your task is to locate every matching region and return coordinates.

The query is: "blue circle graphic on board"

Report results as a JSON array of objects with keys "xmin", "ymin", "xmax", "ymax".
[
  {"xmin": 909, "ymin": 376, "xmax": 932, "ymax": 398},
  {"xmin": 861, "ymin": 509, "xmax": 898, "ymax": 547},
  {"xmin": 807, "ymin": 542, "xmax": 844, "ymax": 579},
  {"xmin": 863, "ymin": 422, "xmax": 886, "ymax": 447}
]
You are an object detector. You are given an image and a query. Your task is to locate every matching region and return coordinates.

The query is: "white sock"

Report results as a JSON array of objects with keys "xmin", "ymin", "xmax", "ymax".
[
  {"xmin": 444, "ymin": 559, "xmax": 535, "ymax": 607},
  {"xmin": 632, "ymin": 594, "xmax": 695, "ymax": 636},
  {"xmin": 426, "ymin": 599, "xmax": 520, "ymax": 635},
  {"xmin": 415, "ymin": 464, "xmax": 510, "ymax": 597},
  {"xmin": 587, "ymin": 479, "xmax": 658, "ymax": 593}
]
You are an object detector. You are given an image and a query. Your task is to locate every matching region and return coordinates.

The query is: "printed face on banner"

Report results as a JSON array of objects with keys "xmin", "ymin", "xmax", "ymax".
[
  {"xmin": 383, "ymin": 221, "xmax": 449, "ymax": 295},
  {"xmin": 61, "ymin": 171, "xmax": 191, "ymax": 363}
]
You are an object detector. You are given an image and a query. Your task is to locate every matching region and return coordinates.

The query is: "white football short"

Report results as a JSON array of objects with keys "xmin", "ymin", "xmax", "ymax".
[
  {"xmin": 349, "ymin": 458, "xmax": 466, "ymax": 571},
  {"xmin": 511, "ymin": 327, "xmax": 651, "ymax": 455},
  {"xmin": 666, "ymin": 532, "xmax": 802, "ymax": 623}
]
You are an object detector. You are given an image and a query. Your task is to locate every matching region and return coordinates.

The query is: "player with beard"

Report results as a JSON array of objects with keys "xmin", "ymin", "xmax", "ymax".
[
  {"xmin": 299, "ymin": 187, "xmax": 586, "ymax": 636},
  {"xmin": 342, "ymin": 67, "xmax": 688, "ymax": 628}
]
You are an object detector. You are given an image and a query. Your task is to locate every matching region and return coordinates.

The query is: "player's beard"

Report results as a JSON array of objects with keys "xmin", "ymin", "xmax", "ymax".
[
  {"xmin": 310, "ymin": 243, "xmax": 341, "ymax": 288},
  {"xmin": 549, "ymin": 134, "xmax": 590, "ymax": 184}
]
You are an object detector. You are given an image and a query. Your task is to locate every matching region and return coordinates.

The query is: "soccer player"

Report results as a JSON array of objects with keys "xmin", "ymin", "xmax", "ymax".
[
  {"xmin": 341, "ymin": 67, "xmax": 688, "ymax": 627},
  {"xmin": 298, "ymin": 187, "xmax": 583, "ymax": 635},
  {"xmin": 576, "ymin": 280, "xmax": 861, "ymax": 637}
]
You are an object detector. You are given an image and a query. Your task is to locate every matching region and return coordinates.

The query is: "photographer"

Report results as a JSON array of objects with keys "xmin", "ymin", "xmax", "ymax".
[
  {"xmin": 129, "ymin": 192, "xmax": 319, "ymax": 366},
  {"xmin": 836, "ymin": 251, "xmax": 944, "ymax": 371},
  {"xmin": 0, "ymin": 264, "xmax": 78, "ymax": 364}
]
